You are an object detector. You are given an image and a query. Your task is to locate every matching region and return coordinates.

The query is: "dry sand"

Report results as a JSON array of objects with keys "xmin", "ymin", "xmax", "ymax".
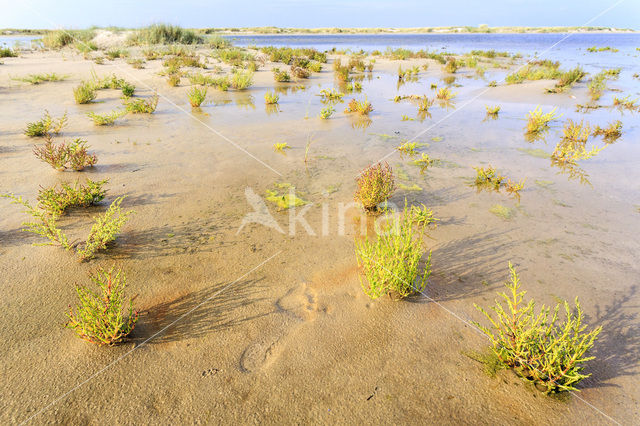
[{"xmin": 0, "ymin": 46, "xmax": 638, "ymax": 424}]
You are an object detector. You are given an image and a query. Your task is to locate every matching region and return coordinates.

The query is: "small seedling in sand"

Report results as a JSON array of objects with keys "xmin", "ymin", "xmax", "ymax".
[
  {"xmin": 73, "ymin": 81, "xmax": 97, "ymax": 104},
  {"xmin": 354, "ymin": 162, "xmax": 395, "ymax": 212},
  {"xmin": 37, "ymin": 179, "xmax": 108, "ymax": 216},
  {"xmin": 345, "ymin": 98, "xmax": 373, "ymax": 115},
  {"xmin": 489, "ymin": 204, "xmax": 514, "ymax": 219},
  {"xmin": 417, "ymin": 97, "xmax": 434, "ymax": 113},
  {"xmin": 396, "ymin": 141, "xmax": 419, "ymax": 156},
  {"xmin": 87, "ymin": 110, "xmax": 127, "ymax": 126},
  {"xmin": 265, "ymin": 184, "xmax": 308, "ymax": 210},
  {"xmin": 593, "ymin": 120, "xmax": 622, "ymax": 142},
  {"xmin": 319, "ymin": 106, "xmax": 335, "ymax": 119},
  {"xmin": 167, "ymin": 73, "xmax": 181, "ymax": 86},
  {"xmin": 13, "ymin": 73, "xmax": 67, "ymax": 84},
  {"xmin": 319, "ymin": 88, "xmax": 344, "ymax": 102},
  {"xmin": 485, "ymin": 105, "xmax": 500, "ymax": 115},
  {"xmin": 272, "ymin": 67, "xmax": 291, "ymax": 82},
  {"xmin": 411, "ymin": 153, "xmax": 434, "ymax": 172},
  {"xmin": 474, "ymin": 166, "xmax": 505, "ymax": 190},
  {"xmin": 187, "ymin": 86, "xmax": 207, "ymax": 107},
  {"xmin": 76, "ymin": 196, "xmax": 133, "ymax": 261},
  {"xmin": 66, "ymin": 266, "xmax": 138, "ymax": 346},
  {"xmin": 105, "ymin": 48, "xmax": 129, "ymax": 60},
  {"xmin": 273, "ymin": 142, "xmax": 290, "ymax": 152},
  {"xmin": 408, "ymin": 202, "xmax": 439, "ymax": 227},
  {"xmin": 24, "ymin": 110, "xmax": 68, "ymax": 137},
  {"xmin": 473, "ymin": 262, "xmax": 601, "ymax": 393},
  {"xmin": 127, "ymin": 58, "xmax": 145, "ymax": 69},
  {"xmin": 525, "ymin": 106, "xmax": 561, "ymax": 134},
  {"xmin": 504, "ymin": 179, "xmax": 526, "ymax": 198},
  {"xmin": 613, "ymin": 96, "xmax": 638, "ymax": 110},
  {"xmin": 345, "ymin": 81, "xmax": 362, "ymax": 93},
  {"xmin": 124, "ymin": 95, "xmax": 159, "ymax": 113},
  {"xmin": 355, "ymin": 203, "xmax": 432, "ymax": 300},
  {"xmin": 435, "ymin": 87, "xmax": 455, "ymax": 101},
  {"xmin": 264, "ymin": 91, "xmax": 279, "ymax": 105},
  {"xmin": 33, "ymin": 136, "xmax": 98, "ymax": 171}
]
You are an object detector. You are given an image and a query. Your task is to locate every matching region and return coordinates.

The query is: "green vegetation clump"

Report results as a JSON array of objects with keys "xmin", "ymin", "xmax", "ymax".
[
  {"xmin": 586, "ymin": 46, "xmax": 618, "ymax": 53},
  {"xmin": 42, "ymin": 29, "xmax": 95, "ymax": 49},
  {"xmin": 0, "ymin": 47, "xmax": 18, "ymax": 57},
  {"xmin": 525, "ymin": 106, "xmax": 561, "ymax": 134},
  {"xmin": 5, "ymin": 193, "xmax": 130, "ymax": 260},
  {"xmin": 354, "ymin": 162, "xmax": 395, "ymax": 212},
  {"xmin": 435, "ymin": 87, "xmax": 455, "ymax": 101},
  {"xmin": 24, "ymin": 110, "xmax": 68, "ymax": 137},
  {"xmin": 272, "ymin": 67, "xmax": 291, "ymax": 82},
  {"xmin": 319, "ymin": 106, "xmax": 335, "ymax": 119},
  {"xmin": 489, "ymin": 204, "xmax": 514, "ymax": 219},
  {"xmin": 552, "ymin": 120, "xmax": 605, "ymax": 164},
  {"xmin": 37, "ymin": 179, "xmax": 108, "ymax": 216},
  {"xmin": 66, "ymin": 266, "xmax": 138, "ymax": 346},
  {"xmin": 87, "ymin": 110, "xmax": 127, "ymax": 125},
  {"xmin": 587, "ymin": 68, "xmax": 620, "ymax": 101},
  {"xmin": 592, "ymin": 120, "xmax": 622, "ymax": 142},
  {"xmin": 264, "ymin": 91, "xmax": 279, "ymax": 105},
  {"xmin": 345, "ymin": 98, "xmax": 373, "ymax": 115},
  {"xmin": 33, "ymin": 137, "xmax": 98, "ymax": 171},
  {"xmin": 265, "ymin": 184, "xmax": 308, "ymax": 210},
  {"xmin": 355, "ymin": 204, "xmax": 432, "ymax": 300},
  {"xmin": 73, "ymin": 82, "xmax": 97, "ymax": 104},
  {"xmin": 128, "ymin": 24, "xmax": 203, "ymax": 45},
  {"xmin": 230, "ymin": 70, "xmax": 254, "ymax": 90},
  {"xmin": 444, "ymin": 58, "xmax": 459, "ymax": 73},
  {"xmin": 12, "ymin": 73, "xmax": 67, "ymax": 84},
  {"xmin": 124, "ymin": 95, "xmax": 159, "ymax": 113},
  {"xmin": 187, "ymin": 72, "xmax": 230, "ymax": 90},
  {"xmin": 474, "ymin": 263, "xmax": 601, "ymax": 393},
  {"xmin": 105, "ymin": 48, "xmax": 129, "ymax": 60},
  {"xmin": 187, "ymin": 86, "xmax": 207, "ymax": 107},
  {"xmin": 273, "ymin": 142, "xmax": 290, "ymax": 152},
  {"xmin": 259, "ymin": 46, "xmax": 327, "ymax": 64},
  {"xmin": 505, "ymin": 59, "xmax": 561, "ymax": 84},
  {"xmin": 485, "ymin": 105, "xmax": 500, "ymax": 115},
  {"xmin": 76, "ymin": 197, "xmax": 133, "ymax": 261},
  {"xmin": 547, "ymin": 66, "xmax": 586, "ymax": 92}
]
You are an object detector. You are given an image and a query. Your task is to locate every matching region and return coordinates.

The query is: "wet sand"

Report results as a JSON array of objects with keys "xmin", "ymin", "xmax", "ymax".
[{"xmin": 0, "ymin": 45, "xmax": 639, "ymax": 424}]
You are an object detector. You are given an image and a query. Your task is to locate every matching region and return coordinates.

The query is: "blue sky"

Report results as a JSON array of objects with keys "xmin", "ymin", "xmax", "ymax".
[{"xmin": 1, "ymin": 0, "xmax": 638, "ymax": 29}]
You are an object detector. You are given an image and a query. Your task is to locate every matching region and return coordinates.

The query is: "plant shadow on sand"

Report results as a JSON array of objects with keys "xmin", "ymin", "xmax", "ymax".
[
  {"xmin": 581, "ymin": 284, "xmax": 640, "ymax": 389},
  {"xmin": 424, "ymin": 230, "xmax": 517, "ymax": 302},
  {"xmin": 112, "ymin": 219, "xmax": 239, "ymax": 260},
  {"xmin": 133, "ymin": 277, "xmax": 273, "ymax": 344}
]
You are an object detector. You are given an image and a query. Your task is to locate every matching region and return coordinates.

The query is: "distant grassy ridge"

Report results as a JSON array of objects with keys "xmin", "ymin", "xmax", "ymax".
[{"xmin": 2, "ymin": 25, "xmax": 636, "ymax": 38}]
